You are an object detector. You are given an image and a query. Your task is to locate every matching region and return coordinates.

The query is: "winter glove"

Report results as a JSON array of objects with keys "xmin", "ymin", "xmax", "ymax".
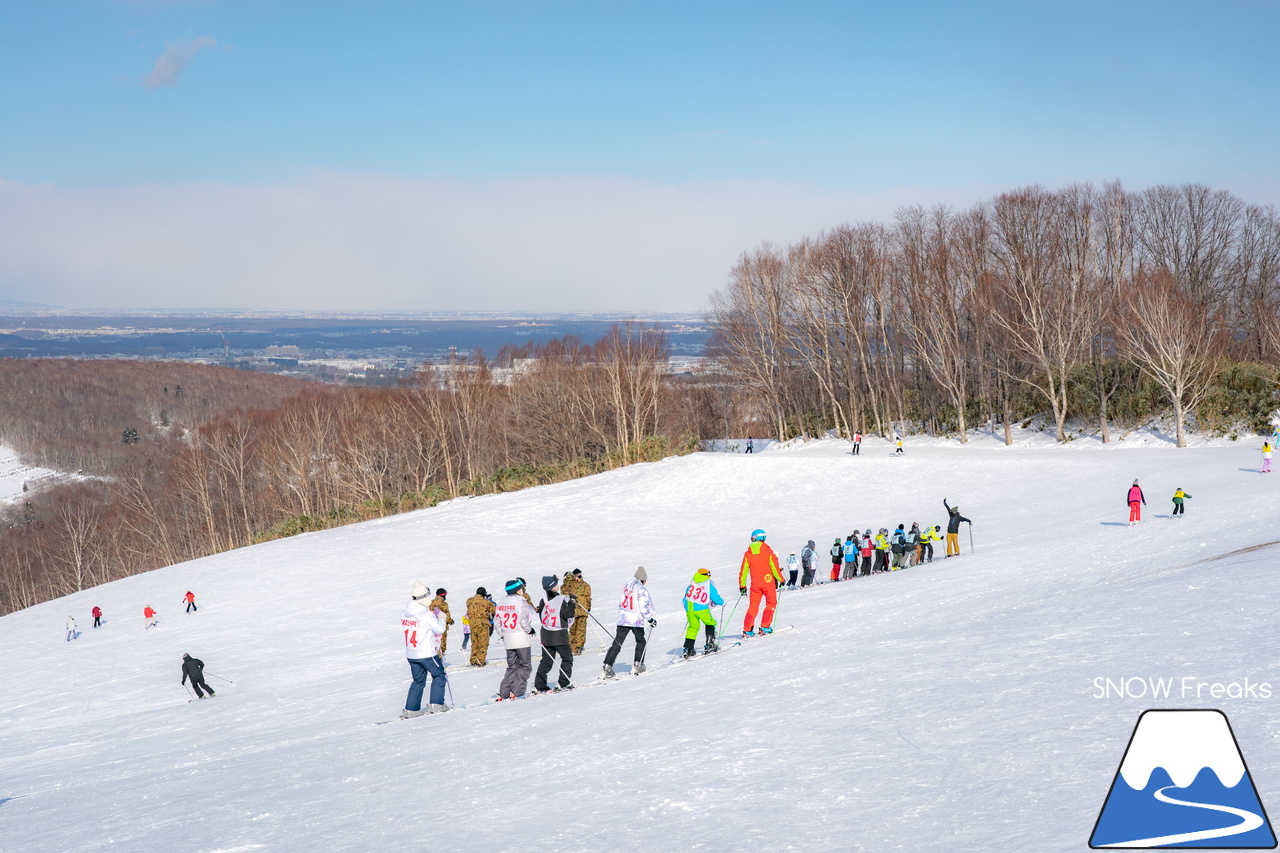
[
  {"xmin": 739, "ymin": 587, "xmax": 747, "ymax": 596},
  {"xmin": 647, "ymin": 618, "xmax": 657, "ymax": 628}
]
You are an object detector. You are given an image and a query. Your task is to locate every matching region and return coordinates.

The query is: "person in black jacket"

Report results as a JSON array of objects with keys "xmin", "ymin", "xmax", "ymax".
[
  {"xmin": 534, "ymin": 575, "xmax": 577, "ymax": 693},
  {"xmin": 181, "ymin": 653, "xmax": 216, "ymax": 698},
  {"xmin": 943, "ymin": 498, "xmax": 971, "ymax": 557}
]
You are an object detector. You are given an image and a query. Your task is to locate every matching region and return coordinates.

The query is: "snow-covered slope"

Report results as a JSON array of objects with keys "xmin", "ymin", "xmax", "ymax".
[
  {"xmin": 0, "ymin": 445, "xmax": 60, "ymax": 504},
  {"xmin": 2, "ymin": 436, "xmax": 1279, "ymax": 852}
]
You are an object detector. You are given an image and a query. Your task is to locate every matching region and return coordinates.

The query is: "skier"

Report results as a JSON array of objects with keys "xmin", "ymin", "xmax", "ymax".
[
  {"xmin": 1263, "ymin": 441, "xmax": 1273, "ymax": 474},
  {"xmin": 461, "ymin": 614, "xmax": 470, "ymax": 649},
  {"xmin": 681, "ymin": 567, "xmax": 724, "ymax": 657},
  {"xmin": 785, "ymin": 552, "xmax": 800, "ymax": 589},
  {"xmin": 562, "ymin": 568, "xmax": 592, "ymax": 656},
  {"xmin": 920, "ymin": 525, "xmax": 941, "ymax": 562},
  {"xmin": 829, "ymin": 538, "xmax": 843, "ymax": 583},
  {"xmin": 1126, "ymin": 480, "xmax": 1146, "ymax": 526},
  {"xmin": 533, "ymin": 575, "xmax": 577, "ymax": 693},
  {"xmin": 65, "ymin": 615, "xmax": 77, "ymax": 642},
  {"xmin": 739, "ymin": 529, "xmax": 785, "ymax": 637},
  {"xmin": 842, "ymin": 534, "xmax": 858, "ymax": 579},
  {"xmin": 799, "ymin": 539, "xmax": 817, "ymax": 587},
  {"xmin": 466, "ymin": 587, "xmax": 496, "ymax": 667},
  {"xmin": 852, "ymin": 431, "xmax": 862, "ymax": 455},
  {"xmin": 906, "ymin": 522, "xmax": 922, "ymax": 567},
  {"xmin": 399, "ymin": 581, "xmax": 448, "ymax": 718},
  {"xmin": 890, "ymin": 524, "xmax": 907, "ymax": 569},
  {"xmin": 1172, "ymin": 488, "xmax": 1192, "ymax": 518},
  {"xmin": 859, "ymin": 532, "xmax": 874, "ymax": 576},
  {"xmin": 181, "ymin": 653, "xmax": 216, "ymax": 699},
  {"xmin": 91, "ymin": 605, "xmax": 102, "ymax": 628},
  {"xmin": 602, "ymin": 568, "xmax": 656, "ymax": 678},
  {"xmin": 183, "ymin": 590, "xmax": 197, "ymax": 613},
  {"xmin": 943, "ymin": 498, "xmax": 972, "ymax": 555},
  {"xmin": 873, "ymin": 529, "xmax": 890, "ymax": 573},
  {"xmin": 894, "ymin": 435, "xmax": 905, "ymax": 454},
  {"xmin": 746, "ymin": 436, "xmax": 754, "ymax": 454},
  {"xmin": 493, "ymin": 578, "xmax": 540, "ymax": 699},
  {"xmin": 144, "ymin": 604, "xmax": 158, "ymax": 629},
  {"xmin": 430, "ymin": 589, "xmax": 455, "ymax": 657}
]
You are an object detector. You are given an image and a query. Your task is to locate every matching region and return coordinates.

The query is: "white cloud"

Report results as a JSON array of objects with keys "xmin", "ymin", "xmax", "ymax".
[
  {"xmin": 144, "ymin": 36, "xmax": 217, "ymax": 89},
  {"xmin": 0, "ymin": 173, "xmax": 1000, "ymax": 312}
]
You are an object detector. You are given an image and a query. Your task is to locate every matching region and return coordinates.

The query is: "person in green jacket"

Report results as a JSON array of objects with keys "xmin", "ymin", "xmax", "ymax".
[
  {"xmin": 681, "ymin": 568, "xmax": 724, "ymax": 657},
  {"xmin": 1172, "ymin": 488, "xmax": 1192, "ymax": 517}
]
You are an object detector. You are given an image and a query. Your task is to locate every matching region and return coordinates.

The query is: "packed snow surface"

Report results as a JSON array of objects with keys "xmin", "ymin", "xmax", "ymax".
[
  {"xmin": 3, "ymin": 432, "xmax": 1280, "ymax": 852},
  {"xmin": 0, "ymin": 445, "xmax": 60, "ymax": 504}
]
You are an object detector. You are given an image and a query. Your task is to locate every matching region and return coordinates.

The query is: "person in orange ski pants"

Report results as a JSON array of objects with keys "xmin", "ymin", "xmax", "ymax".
[{"xmin": 739, "ymin": 529, "xmax": 785, "ymax": 636}]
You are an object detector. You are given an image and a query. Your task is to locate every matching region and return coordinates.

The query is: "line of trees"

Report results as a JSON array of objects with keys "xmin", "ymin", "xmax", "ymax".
[
  {"xmin": 0, "ymin": 324, "xmax": 718, "ymax": 615},
  {"xmin": 706, "ymin": 182, "xmax": 1280, "ymax": 446}
]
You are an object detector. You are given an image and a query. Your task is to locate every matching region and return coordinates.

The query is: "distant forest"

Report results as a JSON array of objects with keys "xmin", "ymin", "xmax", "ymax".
[
  {"xmin": 706, "ymin": 182, "xmax": 1280, "ymax": 447},
  {"xmin": 0, "ymin": 326, "xmax": 727, "ymax": 614}
]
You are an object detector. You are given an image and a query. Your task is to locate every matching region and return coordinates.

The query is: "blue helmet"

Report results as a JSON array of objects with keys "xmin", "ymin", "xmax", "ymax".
[{"xmin": 751, "ymin": 529, "xmax": 766, "ymax": 542}]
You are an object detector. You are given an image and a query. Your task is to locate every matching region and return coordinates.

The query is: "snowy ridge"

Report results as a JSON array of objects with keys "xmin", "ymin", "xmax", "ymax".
[
  {"xmin": 2, "ymin": 439, "xmax": 1279, "ymax": 851},
  {"xmin": 1118, "ymin": 710, "xmax": 1246, "ymax": 789}
]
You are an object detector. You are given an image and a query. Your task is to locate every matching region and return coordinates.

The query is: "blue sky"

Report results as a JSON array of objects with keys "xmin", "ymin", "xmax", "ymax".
[{"xmin": 0, "ymin": 1, "xmax": 1276, "ymax": 311}]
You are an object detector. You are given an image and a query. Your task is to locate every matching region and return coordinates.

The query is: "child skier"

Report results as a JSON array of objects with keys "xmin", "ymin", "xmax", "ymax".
[
  {"xmin": 800, "ymin": 540, "xmax": 817, "ymax": 587},
  {"xmin": 785, "ymin": 553, "xmax": 799, "ymax": 589},
  {"xmin": 494, "ymin": 578, "xmax": 540, "ymax": 698},
  {"xmin": 739, "ymin": 529, "xmax": 785, "ymax": 637},
  {"xmin": 1263, "ymin": 441, "xmax": 1273, "ymax": 474},
  {"xmin": 859, "ymin": 532, "xmax": 874, "ymax": 576},
  {"xmin": 65, "ymin": 615, "xmax": 77, "ymax": 642},
  {"xmin": 1172, "ymin": 488, "xmax": 1192, "ymax": 517},
  {"xmin": 400, "ymin": 581, "xmax": 448, "ymax": 718},
  {"xmin": 184, "ymin": 590, "xmax": 197, "ymax": 613},
  {"xmin": 1127, "ymin": 480, "xmax": 1146, "ymax": 525},
  {"xmin": 894, "ymin": 435, "xmax": 905, "ymax": 454},
  {"xmin": 602, "ymin": 567, "xmax": 657, "ymax": 678},
  {"xmin": 842, "ymin": 534, "xmax": 858, "ymax": 579},
  {"xmin": 92, "ymin": 605, "xmax": 102, "ymax": 628},
  {"xmin": 829, "ymin": 538, "xmax": 843, "ymax": 583},
  {"xmin": 681, "ymin": 568, "xmax": 724, "ymax": 657},
  {"xmin": 920, "ymin": 525, "xmax": 941, "ymax": 562},
  {"xmin": 873, "ymin": 529, "xmax": 890, "ymax": 573},
  {"xmin": 852, "ymin": 431, "xmax": 862, "ymax": 455},
  {"xmin": 533, "ymin": 575, "xmax": 577, "ymax": 693},
  {"xmin": 144, "ymin": 605, "xmax": 158, "ymax": 629},
  {"xmin": 890, "ymin": 524, "xmax": 907, "ymax": 569}
]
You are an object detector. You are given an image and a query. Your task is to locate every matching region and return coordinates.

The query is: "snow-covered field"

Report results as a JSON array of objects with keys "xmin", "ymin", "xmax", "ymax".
[
  {"xmin": 2, "ymin": 433, "xmax": 1279, "ymax": 852},
  {"xmin": 0, "ymin": 445, "xmax": 60, "ymax": 504}
]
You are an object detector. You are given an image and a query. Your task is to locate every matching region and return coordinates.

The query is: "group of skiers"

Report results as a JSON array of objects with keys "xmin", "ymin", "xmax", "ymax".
[
  {"xmin": 64, "ymin": 591, "xmax": 197, "ymax": 640},
  {"xmin": 1125, "ymin": 480, "xmax": 1198, "ymax": 525}
]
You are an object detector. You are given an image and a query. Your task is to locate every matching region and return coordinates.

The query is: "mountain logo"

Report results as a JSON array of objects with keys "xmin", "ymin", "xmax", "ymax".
[{"xmin": 1091, "ymin": 709, "xmax": 1276, "ymax": 848}]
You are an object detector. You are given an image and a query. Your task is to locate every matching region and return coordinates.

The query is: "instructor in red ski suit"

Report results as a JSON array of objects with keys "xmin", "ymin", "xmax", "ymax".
[{"xmin": 739, "ymin": 529, "xmax": 785, "ymax": 636}]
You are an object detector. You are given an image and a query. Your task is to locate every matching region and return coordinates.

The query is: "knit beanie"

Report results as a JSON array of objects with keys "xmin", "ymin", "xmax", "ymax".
[
  {"xmin": 411, "ymin": 581, "xmax": 430, "ymax": 600},
  {"xmin": 542, "ymin": 575, "xmax": 558, "ymax": 591},
  {"xmin": 504, "ymin": 579, "xmax": 522, "ymax": 594},
  {"xmin": 634, "ymin": 566, "xmax": 648, "ymax": 582},
  {"xmin": 436, "ymin": 588, "xmax": 447, "ymax": 598}
]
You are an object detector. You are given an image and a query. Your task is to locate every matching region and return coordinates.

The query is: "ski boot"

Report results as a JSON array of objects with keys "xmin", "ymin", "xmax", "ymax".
[
  {"xmin": 743, "ymin": 629, "xmax": 755, "ymax": 638},
  {"xmin": 704, "ymin": 626, "xmax": 718, "ymax": 654},
  {"xmin": 760, "ymin": 626, "xmax": 774, "ymax": 635},
  {"xmin": 681, "ymin": 638, "xmax": 697, "ymax": 659},
  {"xmin": 428, "ymin": 703, "xmax": 449, "ymax": 714},
  {"xmin": 602, "ymin": 663, "xmax": 616, "ymax": 679},
  {"xmin": 632, "ymin": 662, "xmax": 646, "ymax": 675},
  {"xmin": 400, "ymin": 708, "xmax": 426, "ymax": 719}
]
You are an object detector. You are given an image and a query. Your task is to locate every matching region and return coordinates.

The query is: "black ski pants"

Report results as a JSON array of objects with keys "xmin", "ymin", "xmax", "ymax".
[
  {"xmin": 861, "ymin": 555, "xmax": 873, "ymax": 575},
  {"xmin": 604, "ymin": 625, "xmax": 646, "ymax": 667},
  {"xmin": 535, "ymin": 643, "xmax": 574, "ymax": 690},
  {"xmin": 800, "ymin": 567, "xmax": 815, "ymax": 587},
  {"xmin": 1173, "ymin": 502, "xmax": 1185, "ymax": 516},
  {"xmin": 874, "ymin": 551, "xmax": 887, "ymax": 573}
]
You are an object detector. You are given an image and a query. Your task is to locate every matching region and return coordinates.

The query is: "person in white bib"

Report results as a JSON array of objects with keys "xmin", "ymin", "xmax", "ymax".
[
  {"xmin": 533, "ymin": 575, "xmax": 577, "ymax": 693},
  {"xmin": 681, "ymin": 567, "xmax": 723, "ymax": 657},
  {"xmin": 399, "ymin": 581, "xmax": 449, "ymax": 719},
  {"xmin": 493, "ymin": 578, "xmax": 540, "ymax": 699},
  {"xmin": 602, "ymin": 567, "xmax": 657, "ymax": 678}
]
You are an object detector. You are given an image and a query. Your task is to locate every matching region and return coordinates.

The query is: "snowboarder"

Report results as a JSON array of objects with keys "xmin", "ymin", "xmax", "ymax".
[
  {"xmin": 1263, "ymin": 441, "xmax": 1273, "ymax": 474},
  {"xmin": 852, "ymin": 431, "xmax": 862, "ymax": 455},
  {"xmin": 829, "ymin": 538, "xmax": 843, "ymax": 583},
  {"xmin": 681, "ymin": 567, "xmax": 724, "ymax": 657},
  {"xmin": 144, "ymin": 604, "xmax": 158, "ymax": 629},
  {"xmin": 493, "ymin": 578, "xmax": 540, "ymax": 699},
  {"xmin": 430, "ymin": 589, "xmax": 455, "ymax": 657},
  {"xmin": 91, "ymin": 605, "xmax": 102, "ymax": 628},
  {"xmin": 533, "ymin": 575, "xmax": 576, "ymax": 693},
  {"xmin": 894, "ymin": 435, "xmax": 904, "ymax": 454},
  {"xmin": 799, "ymin": 540, "xmax": 817, "ymax": 587},
  {"xmin": 400, "ymin": 582, "xmax": 448, "ymax": 717},
  {"xmin": 1172, "ymin": 488, "xmax": 1192, "ymax": 517},
  {"xmin": 1126, "ymin": 480, "xmax": 1146, "ymax": 525},
  {"xmin": 739, "ymin": 529, "xmax": 784, "ymax": 637},
  {"xmin": 65, "ymin": 615, "xmax": 77, "ymax": 642},
  {"xmin": 603, "ymin": 567, "xmax": 656, "ymax": 678},
  {"xmin": 181, "ymin": 653, "xmax": 216, "ymax": 699},
  {"xmin": 183, "ymin": 590, "xmax": 197, "ymax": 613},
  {"xmin": 562, "ymin": 568, "xmax": 592, "ymax": 655},
  {"xmin": 842, "ymin": 534, "xmax": 858, "ymax": 579},
  {"xmin": 785, "ymin": 552, "xmax": 799, "ymax": 589},
  {"xmin": 466, "ymin": 587, "xmax": 496, "ymax": 666},
  {"xmin": 943, "ymin": 499, "xmax": 972, "ymax": 555}
]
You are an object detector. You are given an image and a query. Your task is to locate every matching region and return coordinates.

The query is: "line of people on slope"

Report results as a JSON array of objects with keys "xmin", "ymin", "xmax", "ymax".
[{"xmin": 63, "ymin": 591, "xmax": 198, "ymax": 641}]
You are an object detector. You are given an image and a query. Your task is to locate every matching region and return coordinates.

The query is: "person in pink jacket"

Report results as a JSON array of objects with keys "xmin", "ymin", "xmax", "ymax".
[{"xmin": 1127, "ymin": 480, "xmax": 1146, "ymax": 526}]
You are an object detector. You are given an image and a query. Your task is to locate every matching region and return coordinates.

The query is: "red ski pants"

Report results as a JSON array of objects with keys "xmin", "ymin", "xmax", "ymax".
[
  {"xmin": 1129, "ymin": 501, "xmax": 1142, "ymax": 523},
  {"xmin": 743, "ymin": 583, "xmax": 777, "ymax": 631}
]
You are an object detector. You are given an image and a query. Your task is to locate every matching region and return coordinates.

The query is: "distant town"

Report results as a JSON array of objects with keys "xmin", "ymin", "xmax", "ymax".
[{"xmin": 0, "ymin": 310, "xmax": 710, "ymax": 385}]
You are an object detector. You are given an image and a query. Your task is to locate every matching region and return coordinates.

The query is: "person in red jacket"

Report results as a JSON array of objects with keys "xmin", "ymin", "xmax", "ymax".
[
  {"xmin": 144, "ymin": 605, "xmax": 158, "ymax": 629},
  {"xmin": 1127, "ymin": 479, "xmax": 1146, "ymax": 526},
  {"xmin": 184, "ymin": 590, "xmax": 198, "ymax": 613},
  {"xmin": 739, "ymin": 529, "xmax": 785, "ymax": 637},
  {"xmin": 92, "ymin": 605, "xmax": 102, "ymax": 628}
]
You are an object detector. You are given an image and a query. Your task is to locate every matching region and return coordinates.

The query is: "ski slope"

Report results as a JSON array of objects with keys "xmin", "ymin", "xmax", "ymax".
[
  {"xmin": 0, "ymin": 445, "xmax": 60, "ymax": 505},
  {"xmin": 2, "ymin": 432, "xmax": 1279, "ymax": 852}
]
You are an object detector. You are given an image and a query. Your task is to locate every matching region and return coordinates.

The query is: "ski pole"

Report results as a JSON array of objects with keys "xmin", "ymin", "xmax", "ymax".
[
  {"xmin": 723, "ymin": 590, "xmax": 745, "ymax": 635},
  {"xmin": 206, "ymin": 673, "xmax": 234, "ymax": 684},
  {"xmin": 444, "ymin": 667, "xmax": 456, "ymax": 708},
  {"xmin": 182, "ymin": 682, "xmax": 196, "ymax": 700},
  {"xmin": 968, "ymin": 523, "xmax": 974, "ymax": 554}
]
